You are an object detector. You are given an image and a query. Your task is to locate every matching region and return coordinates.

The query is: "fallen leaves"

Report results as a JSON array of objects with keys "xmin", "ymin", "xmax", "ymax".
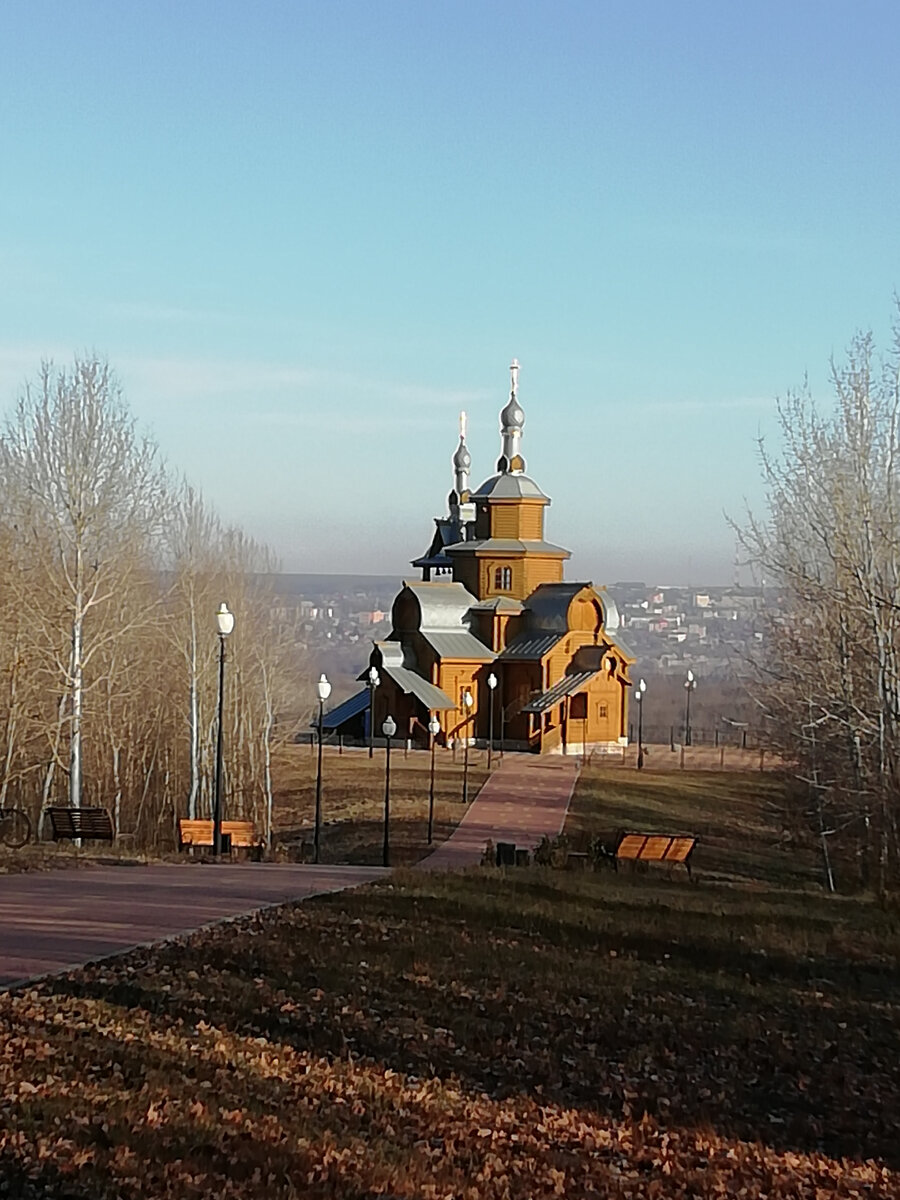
[{"xmin": 0, "ymin": 866, "xmax": 898, "ymax": 1196}]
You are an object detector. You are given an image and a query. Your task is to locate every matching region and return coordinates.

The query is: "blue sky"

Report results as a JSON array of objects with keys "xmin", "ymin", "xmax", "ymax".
[{"xmin": 1, "ymin": 0, "xmax": 898, "ymax": 584}]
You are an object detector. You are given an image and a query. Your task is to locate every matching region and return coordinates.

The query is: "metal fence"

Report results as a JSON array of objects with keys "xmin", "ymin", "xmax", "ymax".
[{"xmin": 631, "ymin": 724, "xmax": 763, "ymax": 750}]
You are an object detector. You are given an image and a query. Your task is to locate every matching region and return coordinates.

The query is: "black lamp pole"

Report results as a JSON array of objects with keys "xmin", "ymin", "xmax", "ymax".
[
  {"xmin": 487, "ymin": 672, "xmax": 497, "ymax": 770},
  {"xmin": 314, "ymin": 673, "xmax": 332, "ymax": 864},
  {"xmin": 212, "ymin": 602, "xmax": 234, "ymax": 857},
  {"xmin": 315, "ymin": 698, "xmax": 324, "ymax": 860},
  {"xmin": 461, "ymin": 690, "xmax": 473, "ymax": 805},
  {"xmin": 636, "ymin": 678, "xmax": 647, "ymax": 769},
  {"xmin": 368, "ymin": 668, "xmax": 379, "ymax": 758},
  {"xmin": 213, "ymin": 633, "xmax": 226, "ymax": 856},
  {"xmin": 427, "ymin": 716, "xmax": 439, "ymax": 844},
  {"xmin": 382, "ymin": 715, "xmax": 395, "ymax": 867},
  {"xmin": 684, "ymin": 670, "xmax": 696, "ymax": 747}
]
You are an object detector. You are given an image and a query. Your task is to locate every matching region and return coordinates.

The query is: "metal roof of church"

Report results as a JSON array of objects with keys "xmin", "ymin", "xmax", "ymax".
[
  {"xmin": 400, "ymin": 580, "xmax": 480, "ymax": 630},
  {"xmin": 445, "ymin": 537, "xmax": 570, "ymax": 557},
  {"xmin": 469, "ymin": 596, "xmax": 524, "ymax": 613},
  {"xmin": 521, "ymin": 671, "xmax": 599, "ymax": 713},
  {"xmin": 498, "ymin": 631, "xmax": 563, "ymax": 660},
  {"xmin": 421, "ymin": 630, "xmax": 496, "ymax": 660},
  {"xmin": 381, "ymin": 665, "xmax": 456, "ymax": 710},
  {"xmin": 524, "ymin": 582, "xmax": 593, "ymax": 631},
  {"xmin": 321, "ymin": 688, "xmax": 369, "ymax": 730},
  {"xmin": 411, "ymin": 518, "xmax": 460, "ymax": 569},
  {"xmin": 470, "ymin": 473, "xmax": 549, "ymax": 501}
]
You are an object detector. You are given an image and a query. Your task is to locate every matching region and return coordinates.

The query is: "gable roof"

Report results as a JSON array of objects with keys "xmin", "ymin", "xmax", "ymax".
[
  {"xmin": 498, "ymin": 631, "xmax": 563, "ymax": 661},
  {"xmin": 421, "ymin": 630, "xmax": 496, "ymax": 661},
  {"xmin": 381, "ymin": 665, "xmax": 456, "ymax": 710},
  {"xmin": 321, "ymin": 688, "xmax": 370, "ymax": 730},
  {"xmin": 411, "ymin": 517, "xmax": 462, "ymax": 570},
  {"xmin": 521, "ymin": 670, "xmax": 599, "ymax": 713}
]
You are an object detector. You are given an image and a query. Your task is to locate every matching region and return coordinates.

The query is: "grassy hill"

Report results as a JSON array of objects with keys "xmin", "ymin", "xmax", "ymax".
[{"xmin": 1, "ymin": 767, "xmax": 899, "ymax": 1197}]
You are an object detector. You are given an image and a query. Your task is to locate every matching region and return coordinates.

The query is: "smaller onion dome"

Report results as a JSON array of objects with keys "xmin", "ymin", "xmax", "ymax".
[
  {"xmin": 498, "ymin": 358, "xmax": 525, "ymax": 473},
  {"xmin": 500, "ymin": 394, "xmax": 525, "ymax": 431},
  {"xmin": 453, "ymin": 438, "xmax": 471, "ymax": 471},
  {"xmin": 452, "ymin": 411, "xmax": 471, "ymax": 497}
]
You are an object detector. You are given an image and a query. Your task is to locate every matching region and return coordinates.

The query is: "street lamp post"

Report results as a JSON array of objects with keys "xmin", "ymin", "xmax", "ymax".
[
  {"xmin": 213, "ymin": 602, "xmax": 235, "ymax": 857},
  {"xmin": 427, "ymin": 714, "xmax": 440, "ymax": 844},
  {"xmin": 367, "ymin": 667, "xmax": 380, "ymax": 758},
  {"xmin": 314, "ymin": 673, "xmax": 332, "ymax": 864},
  {"xmin": 684, "ymin": 669, "xmax": 697, "ymax": 747},
  {"xmin": 636, "ymin": 678, "xmax": 647, "ymax": 769},
  {"xmin": 461, "ymin": 689, "xmax": 473, "ymax": 805},
  {"xmin": 487, "ymin": 672, "xmax": 497, "ymax": 769},
  {"xmin": 382, "ymin": 715, "xmax": 396, "ymax": 867}
]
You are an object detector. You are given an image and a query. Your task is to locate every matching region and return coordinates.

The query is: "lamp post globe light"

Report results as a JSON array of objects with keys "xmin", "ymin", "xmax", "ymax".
[
  {"xmin": 462, "ymin": 689, "xmax": 473, "ymax": 805},
  {"xmin": 684, "ymin": 669, "xmax": 697, "ymax": 747},
  {"xmin": 487, "ymin": 672, "xmax": 498, "ymax": 769},
  {"xmin": 314, "ymin": 673, "xmax": 332, "ymax": 864},
  {"xmin": 213, "ymin": 602, "xmax": 235, "ymax": 858},
  {"xmin": 636, "ymin": 678, "xmax": 647, "ymax": 770},
  {"xmin": 367, "ymin": 667, "xmax": 380, "ymax": 758},
  {"xmin": 427, "ymin": 715, "xmax": 441, "ymax": 844},
  {"xmin": 382, "ymin": 715, "xmax": 396, "ymax": 867}
]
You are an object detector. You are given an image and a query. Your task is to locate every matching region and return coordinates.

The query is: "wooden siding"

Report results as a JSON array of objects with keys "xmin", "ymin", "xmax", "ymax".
[
  {"xmin": 435, "ymin": 663, "xmax": 482, "ymax": 740},
  {"xmin": 517, "ymin": 501, "xmax": 545, "ymax": 540},
  {"xmin": 520, "ymin": 555, "xmax": 565, "ymax": 594},
  {"xmin": 488, "ymin": 499, "xmax": 546, "ymax": 540}
]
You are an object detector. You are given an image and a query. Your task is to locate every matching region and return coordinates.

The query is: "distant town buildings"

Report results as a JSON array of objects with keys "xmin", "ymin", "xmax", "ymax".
[{"xmin": 607, "ymin": 580, "xmax": 771, "ymax": 680}]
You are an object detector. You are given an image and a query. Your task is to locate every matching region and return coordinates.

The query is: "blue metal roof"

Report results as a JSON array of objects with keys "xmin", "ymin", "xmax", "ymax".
[{"xmin": 321, "ymin": 688, "xmax": 369, "ymax": 730}]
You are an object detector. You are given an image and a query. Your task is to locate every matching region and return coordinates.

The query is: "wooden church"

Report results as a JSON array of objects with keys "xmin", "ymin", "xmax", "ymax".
[{"xmin": 324, "ymin": 360, "xmax": 635, "ymax": 754}]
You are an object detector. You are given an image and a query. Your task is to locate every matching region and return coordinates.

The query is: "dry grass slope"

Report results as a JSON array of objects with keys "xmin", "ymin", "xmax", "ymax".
[{"xmin": 1, "ymin": 763, "xmax": 899, "ymax": 1197}]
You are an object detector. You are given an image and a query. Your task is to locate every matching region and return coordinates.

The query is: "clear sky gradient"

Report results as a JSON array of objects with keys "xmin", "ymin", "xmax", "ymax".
[{"xmin": 1, "ymin": 1, "xmax": 898, "ymax": 584}]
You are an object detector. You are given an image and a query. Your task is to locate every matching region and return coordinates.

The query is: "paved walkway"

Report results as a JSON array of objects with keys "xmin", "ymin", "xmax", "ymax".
[
  {"xmin": 0, "ymin": 863, "xmax": 385, "ymax": 989},
  {"xmin": 0, "ymin": 755, "xmax": 579, "ymax": 989},
  {"xmin": 420, "ymin": 754, "xmax": 579, "ymax": 870}
]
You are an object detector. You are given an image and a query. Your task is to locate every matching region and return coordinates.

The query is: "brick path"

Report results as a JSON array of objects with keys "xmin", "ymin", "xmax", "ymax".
[
  {"xmin": 0, "ymin": 863, "xmax": 385, "ymax": 989},
  {"xmin": 0, "ymin": 755, "xmax": 579, "ymax": 988},
  {"xmin": 419, "ymin": 754, "xmax": 579, "ymax": 870}
]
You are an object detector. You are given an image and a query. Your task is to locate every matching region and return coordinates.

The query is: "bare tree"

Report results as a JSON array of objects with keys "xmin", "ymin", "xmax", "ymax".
[
  {"xmin": 0, "ymin": 355, "xmax": 307, "ymax": 851},
  {"xmin": 1, "ymin": 357, "xmax": 169, "ymax": 811},
  {"xmin": 738, "ymin": 315, "xmax": 900, "ymax": 889}
]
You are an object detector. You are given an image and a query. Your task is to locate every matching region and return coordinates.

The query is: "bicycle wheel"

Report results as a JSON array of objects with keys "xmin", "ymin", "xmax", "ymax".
[{"xmin": 0, "ymin": 807, "xmax": 31, "ymax": 849}]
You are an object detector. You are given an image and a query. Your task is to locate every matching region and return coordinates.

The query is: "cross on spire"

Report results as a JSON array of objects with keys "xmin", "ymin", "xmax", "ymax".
[
  {"xmin": 510, "ymin": 358, "xmax": 520, "ymax": 397},
  {"xmin": 459, "ymin": 410, "xmax": 467, "ymax": 440}
]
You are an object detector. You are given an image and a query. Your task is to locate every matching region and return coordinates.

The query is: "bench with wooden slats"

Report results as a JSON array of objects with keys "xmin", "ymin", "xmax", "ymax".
[
  {"xmin": 45, "ymin": 806, "xmax": 116, "ymax": 842},
  {"xmin": 614, "ymin": 832, "xmax": 698, "ymax": 878},
  {"xmin": 177, "ymin": 818, "xmax": 263, "ymax": 854}
]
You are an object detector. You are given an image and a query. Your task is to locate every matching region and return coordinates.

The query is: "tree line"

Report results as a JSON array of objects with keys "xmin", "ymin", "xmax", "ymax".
[
  {"xmin": 740, "ymin": 308, "xmax": 900, "ymax": 892},
  {"xmin": 0, "ymin": 356, "xmax": 306, "ymax": 848}
]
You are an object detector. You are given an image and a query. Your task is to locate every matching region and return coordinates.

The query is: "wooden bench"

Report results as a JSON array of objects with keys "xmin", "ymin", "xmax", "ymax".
[
  {"xmin": 613, "ymin": 832, "xmax": 698, "ymax": 878},
  {"xmin": 177, "ymin": 819, "xmax": 264, "ymax": 857},
  {"xmin": 45, "ymin": 806, "xmax": 116, "ymax": 842}
]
